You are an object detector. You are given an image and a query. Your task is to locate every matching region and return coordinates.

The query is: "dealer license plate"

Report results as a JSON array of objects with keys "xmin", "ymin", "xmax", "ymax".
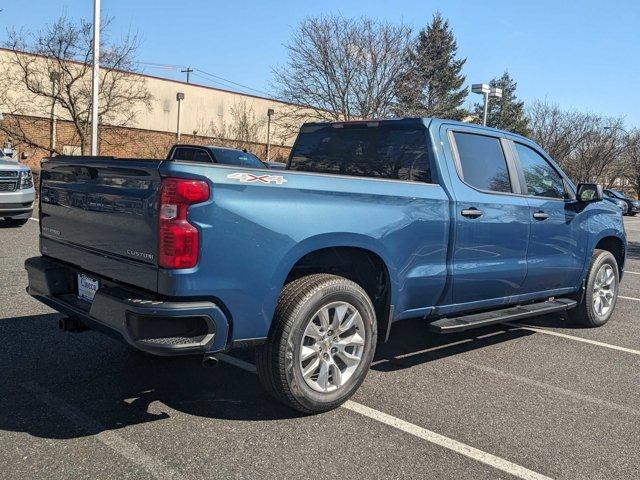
[{"xmin": 77, "ymin": 273, "xmax": 99, "ymax": 303}]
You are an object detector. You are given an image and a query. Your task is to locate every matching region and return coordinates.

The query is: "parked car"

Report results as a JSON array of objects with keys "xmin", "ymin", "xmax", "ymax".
[
  {"xmin": 26, "ymin": 118, "xmax": 626, "ymax": 413},
  {"xmin": 167, "ymin": 144, "xmax": 268, "ymax": 168},
  {"xmin": 0, "ymin": 154, "xmax": 35, "ymax": 226},
  {"xmin": 603, "ymin": 190, "xmax": 628, "ymax": 214},
  {"xmin": 604, "ymin": 189, "xmax": 639, "ymax": 216}
]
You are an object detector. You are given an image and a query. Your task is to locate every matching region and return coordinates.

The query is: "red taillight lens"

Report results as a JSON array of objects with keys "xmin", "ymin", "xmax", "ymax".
[{"xmin": 159, "ymin": 178, "xmax": 210, "ymax": 269}]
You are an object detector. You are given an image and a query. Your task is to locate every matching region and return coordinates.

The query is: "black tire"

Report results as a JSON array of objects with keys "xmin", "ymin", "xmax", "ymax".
[
  {"xmin": 256, "ymin": 274, "xmax": 377, "ymax": 414},
  {"xmin": 3, "ymin": 217, "xmax": 29, "ymax": 226},
  {"xmin": 628, "ymin": 212, "xmax": 637, "ymax": 217},
  {"xmin": 568, "ymin": 249, "xmax": 619, "ymax": 327}
]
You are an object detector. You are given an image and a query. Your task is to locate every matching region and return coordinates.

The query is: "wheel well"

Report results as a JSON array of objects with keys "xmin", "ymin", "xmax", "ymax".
[
  {"xmin": 285, "ymin": 247, "xmax": 391, "ymax": 336},
  {"xmin": 595, "ymin": 236, "xmax": 625, "ymax": 274}
]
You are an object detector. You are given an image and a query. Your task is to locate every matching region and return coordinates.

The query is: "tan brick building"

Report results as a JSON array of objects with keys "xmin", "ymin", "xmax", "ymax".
[{"xmin": 0, "ymin": 49, "xmax": 304, "ymax": 171}]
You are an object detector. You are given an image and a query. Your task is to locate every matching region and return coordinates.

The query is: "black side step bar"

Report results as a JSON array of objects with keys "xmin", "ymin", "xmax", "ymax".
[{"xmin": 428, "ymin": 298, "xmax": 577, "ymax": 334}]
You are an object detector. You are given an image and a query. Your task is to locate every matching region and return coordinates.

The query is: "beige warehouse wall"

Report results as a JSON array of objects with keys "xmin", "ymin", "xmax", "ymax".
[{"xmin": 0, "ymin": 49, "xmax": 304, "ymax": 147}]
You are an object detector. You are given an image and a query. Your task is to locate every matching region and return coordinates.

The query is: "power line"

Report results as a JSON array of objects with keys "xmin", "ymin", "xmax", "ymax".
[
  {"xmin": 193, "ymin": 68, "xmax": 272, "ymax": 97},
  {"xmin": 136, "ymin": 61, "xmax": 274, "ymax": 98}
]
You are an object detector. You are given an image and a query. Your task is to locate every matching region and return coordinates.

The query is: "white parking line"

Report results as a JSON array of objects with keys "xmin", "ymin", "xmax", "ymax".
[
  {"xmin": 21, "ymin": 381, "xmax": 184, "ymax": 480},
  {"xmin": 343, "ymin": 401, "xmax": 552, "ymax": 480},
  {"xmin": 29, "ymin": 217, "xmax": 39, "ymax": 222},
  {"xmin": 624, "ymin": 271, "xmax": 640, "ymax": 275},
  {"xmin": 619, "ymin": 295, "xmax": 640, "ymax": 302},
  {"xmin": 217, "ymin": 354, "xmax": 553, "ymax": 480},
  {"xmin": 506, "ymin": 323, "xmax": 640, "ymax": 357}
]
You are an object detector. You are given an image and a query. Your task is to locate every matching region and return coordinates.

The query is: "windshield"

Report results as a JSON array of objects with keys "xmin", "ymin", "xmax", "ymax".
[
  {"xmin": 212, "ymin": 148, "xmax": 265, "ymax": 168},
  {"xmin": 606, "ymin": 190, "xmax": 626, "ymax": 199},
  {"xmin": 288, "ymin": 123, "xmax": 432, "ymax": 182}
]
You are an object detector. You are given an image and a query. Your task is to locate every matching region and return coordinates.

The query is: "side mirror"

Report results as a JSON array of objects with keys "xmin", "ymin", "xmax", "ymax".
[{"xmin": 576, "ymin": 183, "xmax": 603, "ymax": 203}]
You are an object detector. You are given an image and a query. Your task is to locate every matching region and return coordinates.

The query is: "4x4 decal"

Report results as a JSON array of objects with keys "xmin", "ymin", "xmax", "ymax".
[{"xmin": 227, "ymin": 172, "xmax": 287, "ymax": 185}]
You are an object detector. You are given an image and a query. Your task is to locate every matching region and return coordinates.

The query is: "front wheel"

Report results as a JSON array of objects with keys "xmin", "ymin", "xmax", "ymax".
[
  {"xmin": 569, "ymin": 249, "xmax": 619, "ymax": 327},
  {"xmin": 256, "ymin": 274, "xmax": 377, "ymax": 414}
]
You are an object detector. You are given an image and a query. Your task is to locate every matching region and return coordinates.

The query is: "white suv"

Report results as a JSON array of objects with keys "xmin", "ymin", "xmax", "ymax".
[{"xmin": 0, "ymin": 155, "xmax": 35, "ymax": 226}]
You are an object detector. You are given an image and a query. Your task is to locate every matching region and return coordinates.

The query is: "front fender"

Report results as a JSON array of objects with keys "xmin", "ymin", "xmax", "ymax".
[{"xmin": 577, "ymin": 203, "xmax": 627, "ymax": 285}]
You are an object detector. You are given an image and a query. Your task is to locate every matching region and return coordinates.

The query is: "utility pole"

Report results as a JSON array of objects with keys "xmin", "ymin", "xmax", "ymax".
[
  {"xmin": 181, "ymin": 67, "xmax": 193, "ymax": 83},
  {"xmin": 91, "ymin": 0, "xmax": 101, "ymax": 155}
]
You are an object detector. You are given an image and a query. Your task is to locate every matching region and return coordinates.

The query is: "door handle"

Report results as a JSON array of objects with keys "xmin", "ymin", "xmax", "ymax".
[
  {"xmin": 461, "ymin": 208, "xmax": 483, "ymax": 218},
  {"xmin": 533, "ymin": 211, "xmax": 549, "ymax": 220}
]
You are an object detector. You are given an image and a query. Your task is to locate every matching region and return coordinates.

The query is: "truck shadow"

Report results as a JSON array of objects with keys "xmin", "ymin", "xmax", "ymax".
[
  {"xmin": 0, "ymin": 310, "xmax": 568, "ymax": 440},
  {"xmin": 626, "ymin": 240, "xmax": 640, "ymax": 261}
]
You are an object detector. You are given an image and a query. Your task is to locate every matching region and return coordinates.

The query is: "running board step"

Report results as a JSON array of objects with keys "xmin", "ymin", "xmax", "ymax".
[{"xmin": 428, "ymin": 298, "xmax": 577, "ymax": 334}]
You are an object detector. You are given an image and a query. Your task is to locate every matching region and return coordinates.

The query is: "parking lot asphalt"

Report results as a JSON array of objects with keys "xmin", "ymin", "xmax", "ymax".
[{"xmin": 2, "ymin": 215, "xmax": 640, "ymax": 479}]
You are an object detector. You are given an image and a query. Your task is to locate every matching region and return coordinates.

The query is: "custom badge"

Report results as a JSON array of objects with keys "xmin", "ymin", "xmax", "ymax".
[{"xmin": 227, "ymin": 172, "xmax": 287, "ymax": 185}]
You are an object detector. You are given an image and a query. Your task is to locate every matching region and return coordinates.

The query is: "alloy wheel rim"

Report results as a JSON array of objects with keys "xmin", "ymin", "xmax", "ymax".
[
  {"xmin": 299, "ymin": 301, "xmax": 366, "ymax": 393},
  {"xmin": 593, "ymin": 264, "xmax": 616, "ymax": 317}
]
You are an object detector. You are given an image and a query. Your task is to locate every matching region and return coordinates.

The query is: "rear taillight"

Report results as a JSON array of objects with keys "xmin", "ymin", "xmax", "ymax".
[{"xmin": 159, "ymin": 178, "xmax": 210, "ymax": 269}]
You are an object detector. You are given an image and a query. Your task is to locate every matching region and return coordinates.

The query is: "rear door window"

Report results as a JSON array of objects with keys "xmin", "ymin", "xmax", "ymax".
[
  {"xmin": 514, "ymin": 143, "xmax": 565, "ymax": 199},
  {"xmin": 289, "ymin": 124, "xmax": 432, "ymax": 182},
  {"xmin": 453, "ymin": 132, "xmax": 512, "ymax": 193}
]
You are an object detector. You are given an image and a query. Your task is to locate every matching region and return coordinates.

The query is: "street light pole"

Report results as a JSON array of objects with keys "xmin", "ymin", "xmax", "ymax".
[
  {"xmin": 90, "ymin": 0, "xmax": 100, "ymax": 156},
  {"xmin": 472, "ymin": 84, "xmax": 503, "ymax": 127},
  {"xmin": 49, "ymin": 71, "xmax": 60, "ymax": 155},
  {"xmin": 266, "ymin": 108, "xmax": 274, "ymax": 161},
  {"xmin": 176, "ymin": 92, "xmax": 185, "ymax": 140},
  {"xmin": 472, "ymin": 84, "xmax": 491, "ymax": 126}
]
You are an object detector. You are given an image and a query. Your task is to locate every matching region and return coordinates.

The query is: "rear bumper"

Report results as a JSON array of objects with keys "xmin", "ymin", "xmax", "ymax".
[{"xmin": 25, "ymin": 256, "xmax": 230, "ymax": 356}]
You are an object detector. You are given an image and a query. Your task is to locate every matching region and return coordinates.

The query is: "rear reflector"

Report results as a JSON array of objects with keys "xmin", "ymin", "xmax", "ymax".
[{"xmin": 159, "ymin": 178, "xmax": 210, "ymax": 269}]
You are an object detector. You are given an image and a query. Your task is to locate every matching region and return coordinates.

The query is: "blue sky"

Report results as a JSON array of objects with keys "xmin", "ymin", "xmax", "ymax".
[{"xmin": 1, "ymin": 0, "xmax": 639, "ymax": 126}]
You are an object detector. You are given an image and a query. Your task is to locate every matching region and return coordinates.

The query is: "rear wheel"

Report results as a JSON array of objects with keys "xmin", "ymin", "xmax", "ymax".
[
  {"xmin": 256, "ymin": 274, "xmax": 377, "ymax": 414},
  {"xmin": 569, "ymin": 249, "xmax": 619, "ymax": 327},
  {"xmin": 3, "ymin": 217, "xmax": 29, "ymax": 226}
]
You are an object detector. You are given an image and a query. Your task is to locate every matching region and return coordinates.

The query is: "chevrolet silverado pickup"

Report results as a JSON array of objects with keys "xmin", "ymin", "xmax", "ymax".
[{"xmin": 26, "ymin": 118, "xmax": 626, "ymax": 413}]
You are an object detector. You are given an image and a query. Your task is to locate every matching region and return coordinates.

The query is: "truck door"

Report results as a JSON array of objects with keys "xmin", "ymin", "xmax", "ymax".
[
  {"xmin": 442, "ymin": 126, "xmax": 530, "ymax": 305},
  {"xmin": 510, "ymin": 141, "xmax": 585, "ymax": 292}
]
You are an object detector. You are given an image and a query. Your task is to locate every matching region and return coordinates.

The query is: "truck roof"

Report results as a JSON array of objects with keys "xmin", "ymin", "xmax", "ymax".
[{"xmin": 300, "ymin": 117, "xmax": 531, "ymax": 143}]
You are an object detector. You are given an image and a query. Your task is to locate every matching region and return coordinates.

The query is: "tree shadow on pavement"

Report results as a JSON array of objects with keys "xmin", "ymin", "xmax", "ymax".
[{"xmin": 0, "ymin": 313, "xmax": 302, "ymax": 441}]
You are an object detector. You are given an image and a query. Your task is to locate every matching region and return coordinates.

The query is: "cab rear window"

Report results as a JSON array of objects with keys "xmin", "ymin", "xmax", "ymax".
[{"xmin": 289, "ymin": 124, "xmax": 432, "ymax": 183}]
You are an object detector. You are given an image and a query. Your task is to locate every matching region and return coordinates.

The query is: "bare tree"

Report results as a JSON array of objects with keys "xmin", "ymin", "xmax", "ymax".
[
  {"xmin": 527, "ymin": 100, "xmax": 626, "ymax": 185},
  {"xmin": 0, "ymin": 15, "xmax": 151, "ymax": 155},
  {"xmin": 272, "ymin": 15, "xmax": 411, "ymax": 138},
  {"xmin": 619, "ymin": 130, "xmax": 640, "ymax": 197}
]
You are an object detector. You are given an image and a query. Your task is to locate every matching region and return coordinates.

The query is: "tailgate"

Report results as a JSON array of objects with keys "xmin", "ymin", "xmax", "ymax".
[{"xmin": 40, "ymin": 157, "xmax": 162, "ymax": 291}]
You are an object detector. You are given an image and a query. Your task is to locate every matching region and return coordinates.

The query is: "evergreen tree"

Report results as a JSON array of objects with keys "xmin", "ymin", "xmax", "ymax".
[
  {"xmin": 475, "ymin": 71, "xmax": 529, "ymax": 135},
  {"xmin": 393, "ymin": 13, "xmax": 468, "ymax": 120}
]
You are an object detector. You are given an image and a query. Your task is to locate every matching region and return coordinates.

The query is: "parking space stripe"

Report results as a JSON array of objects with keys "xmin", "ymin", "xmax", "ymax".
[
  {"xmin": 506, "ymin": 323, "xmax": 640, "ymax": 356},
  {"xmin": 624, "ymin": 271, "xmax": 640, "ymax": 275},
  {"xmin": 29, "ymin": 217, "xmax": 39, "ymax": 222},
  {"xmin": 21, "ymin": 381, "xmax": 184, "ymax": 480},
  {"xmin": 218, "ymin": 354, "xmax": 553, "ymax": 480},
  {"xmin": 451, "ymin": 358, "xmax": 640, "ymax": 417},
  {"xmin": 619, "ymin": 295, "xmax": 640, "ymax": 302},
  {"xmin": 342, "ymin": 401, "xmax": 553, "ymax": 480}
]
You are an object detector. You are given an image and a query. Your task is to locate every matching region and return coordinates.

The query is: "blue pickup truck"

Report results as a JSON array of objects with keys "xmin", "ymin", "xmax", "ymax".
[{"xmin": 26, "ymin": 118, "xmax": 626, "ymax": 413}]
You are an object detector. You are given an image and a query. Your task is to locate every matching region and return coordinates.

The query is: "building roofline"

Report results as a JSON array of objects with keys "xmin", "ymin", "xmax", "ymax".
[{"xmin": 0, "ymin": 46, "xmax": 311, "ymax": 109}]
